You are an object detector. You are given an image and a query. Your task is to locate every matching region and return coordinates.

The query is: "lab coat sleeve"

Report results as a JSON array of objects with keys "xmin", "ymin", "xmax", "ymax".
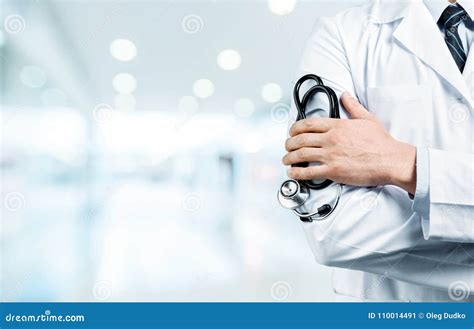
[
  {"xmin": 418, "ymin": 149, "xmax": 474, "ymax": 242},
  {"xmin": 291, "ymin": 17, "xmax": 474, "ymax": 291},
  {"xmin": 412, "ymin": 147, "xmax": 430, "ymax": 220}
]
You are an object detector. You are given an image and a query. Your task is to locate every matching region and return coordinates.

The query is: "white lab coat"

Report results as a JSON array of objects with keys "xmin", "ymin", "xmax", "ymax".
[{"xmin": 292, "ymin": 0, "xmax": 473, "ymax": 301}]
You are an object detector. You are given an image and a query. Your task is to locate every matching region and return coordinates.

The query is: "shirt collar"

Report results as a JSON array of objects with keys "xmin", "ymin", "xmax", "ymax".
[{"xmin": 424, "ymin": 0, "xmax": 474, "ymax": 22}]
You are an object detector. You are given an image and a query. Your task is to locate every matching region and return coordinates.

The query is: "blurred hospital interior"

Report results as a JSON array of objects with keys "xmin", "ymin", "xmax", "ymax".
[{"xmin": 1, "ymin": 0, "xmax": 362, "ymax": 301}]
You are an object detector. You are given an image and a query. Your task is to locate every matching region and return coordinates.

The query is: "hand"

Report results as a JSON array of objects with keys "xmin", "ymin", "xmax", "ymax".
[{"xmin": 282, "ymin": 92, "xmax": 417, "ymax": 194}]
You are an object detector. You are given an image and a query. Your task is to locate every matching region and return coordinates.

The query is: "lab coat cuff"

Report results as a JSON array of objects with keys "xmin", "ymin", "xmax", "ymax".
[
  {"xmin": 422, "ymin": 149, "xmax": 474, "ymax": 242},
  {"xmin": 412, "ymin": 147, "xmax": 430, "ymax": 220}
]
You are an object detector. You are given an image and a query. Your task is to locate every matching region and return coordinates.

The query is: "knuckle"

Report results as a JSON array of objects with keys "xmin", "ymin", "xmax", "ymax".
[
  {"xmin": 335, "ymin": 119, "xmax": 347, "ymax": 129},
  {"xmin": 305, "ymin": 118, "xmax": 318, "ymax": 129},
  {"xmin": 296, "ymin": 148, "xmax": 307, "ymax": 160},
  {"xmin": 310, "ymin": 165, "xmax": 323, "ymax": 178},
  {"xmin": 308, "ymin": 166, "xmax": 319, "ymax": 178},
  {"xmin": 301, "ymin": 147, "xmax": 313, "ymax": 159},
  {"xmin": 366, "ymin": 112, "xmax": 376, "ymax": 119},
  {"xmin": 330, "ymin": 162, "xmax": 343, "ymax": 174},
  {"xmin": 284, "ymin": 138, "xmax": 291, "ymax": 151},
  {"xmin": 324, "ymin": 150, "xmax": 333, "ymax": 162},
  {"xmin": 304, "ymin": 119, "xmax": 313, "ymax": 128},
  {"xmin": 291, "ymin": 169, "xmax": 302, "ymax": 179},
  {"xmin": 327, "ymin": 131, "xmax": 340, "ymax": 144},
  {"xmin": 297, "ymin": 168, "xmax": 309, "ymax": 180},
  {"xmin": 289, "ymin": 124, "xmax": 297, "ymax": 135},
  {"xmin": 287, "ymin": 153, "xmax": 296, "ymax": 163},
  {"xmin": 296, "ymin": 134, "xmax": 308, "ymax": 147},
  {"xmin": 318, "ymin": 149, "xmax": 327, "ymax": 160}
]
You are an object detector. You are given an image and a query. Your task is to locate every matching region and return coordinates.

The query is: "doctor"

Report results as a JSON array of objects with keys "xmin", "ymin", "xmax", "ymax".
[{"xmin": 283, "ymin": 0, "xmax": 473, "ymax": 301}]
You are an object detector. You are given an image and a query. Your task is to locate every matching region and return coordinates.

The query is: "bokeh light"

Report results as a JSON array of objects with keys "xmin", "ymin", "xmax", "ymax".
[
  {"xmin": 217, "ymin": 49, "xmax": 241, "ymax": 71},
  {"xmin": 112, "ymin": 73, "xmax": 137, "ymax": 94},
  {"xmin": 178, "ymin": 96, "xmax": 199, "ymax": 115},
  {"xmin": 20, "ymin": 65, "xmax": 47, "ymax": 88},
  {"xmin": 268, "ymin": 0, "xmax": 297, "ymax": 15},
  {"xmin": 193, "ymin": 79, "xmax": 215, "ymax": 99},
  {"xmin": 41, "ymin": 88, "xmax": 68, "ymax": 107},
  {"xmin": 234, "ymin": 98, "xmax": 255, "ymax": 118},
  {"xmin": 261, "ymin": 83, "xmax": 283, "ymax": 103},
  {"xmin": 110, "ymin": 38, "xmax": 137, "ymax": 62},
  {"xmin": 2, "ymin": 0, "xmax": 337, "ymax": 304},
  {"xmin": 114, "ymin": 93, "xmax": 137, "ymax": 110}
]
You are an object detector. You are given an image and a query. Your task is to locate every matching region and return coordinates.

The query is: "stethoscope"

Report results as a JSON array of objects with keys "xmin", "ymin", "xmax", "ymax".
[{"xmin": 277, "ymin": 74, "xmax": 342, "ymax": 222}]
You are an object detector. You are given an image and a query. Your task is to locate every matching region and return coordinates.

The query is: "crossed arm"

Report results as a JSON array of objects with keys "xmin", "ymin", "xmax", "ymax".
[
  {"xmin": 284, "ymin": 16, "xmax": 474, "ymax": 291},
  {"xmin": 282, "ymin": 92, "xmax": 418, "ymax": 195}
]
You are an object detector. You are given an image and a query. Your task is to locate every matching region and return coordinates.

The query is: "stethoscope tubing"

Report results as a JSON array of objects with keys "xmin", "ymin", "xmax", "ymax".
[{"xmin": 292, "ymin": 74, "xmax": 340, "ymax": 190}]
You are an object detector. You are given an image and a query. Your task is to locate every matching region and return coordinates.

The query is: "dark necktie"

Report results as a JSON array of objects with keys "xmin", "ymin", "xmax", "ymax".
[{"xmin": 438, "ymin": 4, "xmax": 470, "ymax": 72}]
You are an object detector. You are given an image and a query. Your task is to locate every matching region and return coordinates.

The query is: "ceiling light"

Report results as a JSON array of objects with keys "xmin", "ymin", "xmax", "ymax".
[
  {"xmin": 217, "ymin": 49, "xmax": 241, "ymax": 71},
  {"xmin": 112, "ymin": 73, "xmax": 137, "ymax": 94},
  {"xmin": 110, "ymin": 39, "xmax": 137, "ymax": 62}
]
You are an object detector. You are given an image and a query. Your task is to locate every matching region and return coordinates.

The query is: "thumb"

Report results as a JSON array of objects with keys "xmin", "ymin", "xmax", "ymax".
[{"xmin": 341, "ymin": 92, "xmax": 373, "ymax": 120}]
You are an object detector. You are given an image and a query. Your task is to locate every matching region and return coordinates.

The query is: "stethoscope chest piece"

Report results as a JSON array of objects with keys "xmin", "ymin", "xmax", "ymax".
[
  {"xmin": 278, "ymin": 179, "xmax": 342, "ymax": 222},
  {"xmin": 277, "ymin": 180, "xmax": 309, "ymax": 210}
]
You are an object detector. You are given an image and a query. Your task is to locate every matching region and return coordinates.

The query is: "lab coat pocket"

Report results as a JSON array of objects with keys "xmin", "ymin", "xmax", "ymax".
[{"xmin": 367, "ymin": 85, "xmax": 433, "ymax": 144}]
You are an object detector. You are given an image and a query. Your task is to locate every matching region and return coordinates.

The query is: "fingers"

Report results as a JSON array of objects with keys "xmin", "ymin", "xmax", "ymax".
[
  {"xmin": 341, "ymin": 92, "xmax": 373, "ymax": 120},
  {"xmin": 282, "ymin": 147, "xmax": 325, "ymax": 166},
  {"xmin": 289, "ymin": 117, "xmax": 337, "ymax": 137},
  {"xmin": 285, "ymin": 133, "xmax": 327, "ymax": 152},
  {"xmin": 287, "ymin": 165, "xmax": 330, "ymax": 181}
]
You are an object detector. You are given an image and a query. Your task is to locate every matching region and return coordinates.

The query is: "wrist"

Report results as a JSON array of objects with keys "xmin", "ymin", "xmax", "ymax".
[{"xmin": 387, "ymin": 141, "xmax": 417, "ymax": 194}]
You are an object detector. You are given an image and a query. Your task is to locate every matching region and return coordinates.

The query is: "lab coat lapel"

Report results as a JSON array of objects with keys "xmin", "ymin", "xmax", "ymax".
[
  {"xmin": 462, "ymin": 48, "xmax": 474, "ymax": 84},
  {"xmin": 393, "ymin": 2, "xmax": 473, "ymax": 106}
]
